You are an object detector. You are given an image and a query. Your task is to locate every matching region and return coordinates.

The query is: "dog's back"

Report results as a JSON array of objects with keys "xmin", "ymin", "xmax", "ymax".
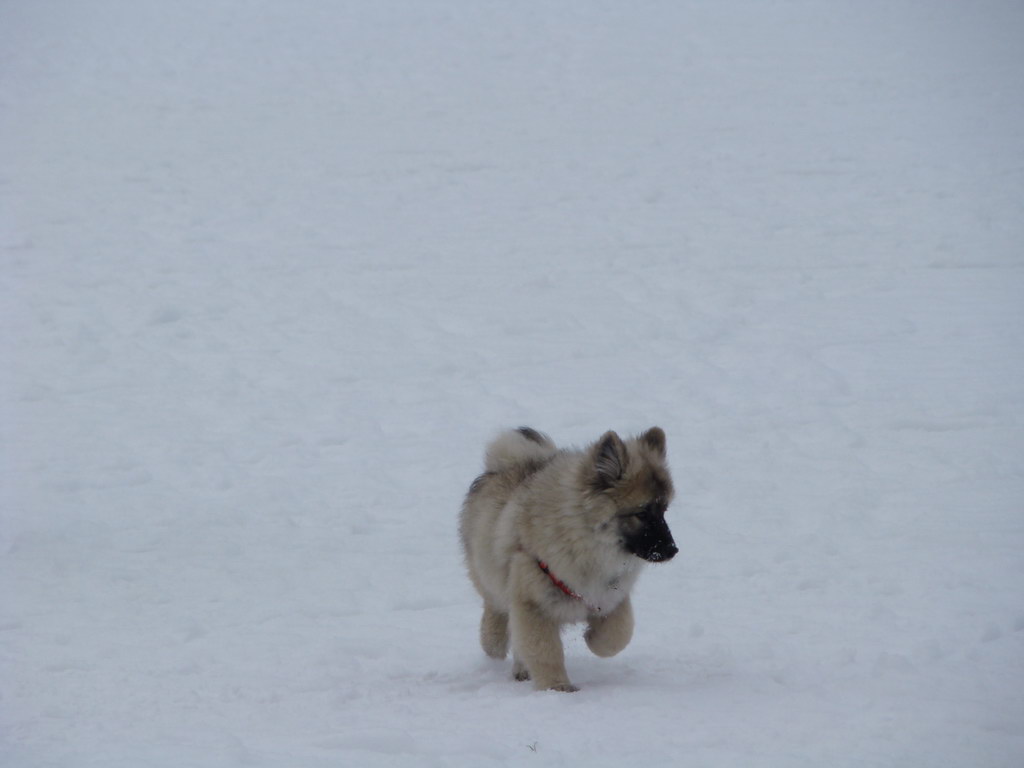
[
  {"xmin": 483, "ymin": 426, "xmax": 556, "ymax": 474},
  {"xmin": 459, "ymin": 428, "xmax": 557, "ymax": 600}
]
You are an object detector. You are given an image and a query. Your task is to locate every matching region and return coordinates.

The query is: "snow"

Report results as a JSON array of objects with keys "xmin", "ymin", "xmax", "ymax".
[{"xmin": 2, "ymin": 1, "xmax": 1023, "ymax": 765}]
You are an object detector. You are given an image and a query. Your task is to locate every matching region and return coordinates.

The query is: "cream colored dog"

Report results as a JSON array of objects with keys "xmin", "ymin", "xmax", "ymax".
[{"xmin": 459, "ymin": 427, "xmax": 677, "ymax": 691}]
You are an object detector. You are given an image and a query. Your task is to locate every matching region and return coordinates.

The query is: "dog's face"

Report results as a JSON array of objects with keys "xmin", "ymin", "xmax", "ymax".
[
  {"xmin": 585, "ymin": 427, "xmax": 678, "ymax": 563},
  {"xmin": 616, "ymin": 497, "xmax": 677, "ymax": 562}
]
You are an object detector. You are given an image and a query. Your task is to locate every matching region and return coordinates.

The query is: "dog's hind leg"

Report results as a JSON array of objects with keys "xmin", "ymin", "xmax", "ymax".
[
  {"xmin": 584, "ymin": 596, "xmax": 634, "ymax": 658},
  {"xmin": 480, "ymin": 604, "xmax": 509, "ymax": 659}
]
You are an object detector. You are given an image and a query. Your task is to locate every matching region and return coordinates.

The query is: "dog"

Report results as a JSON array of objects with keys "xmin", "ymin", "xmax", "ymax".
[{"xmin": 459, "ymin": 426, "xmax": 677, "ymax": 691}]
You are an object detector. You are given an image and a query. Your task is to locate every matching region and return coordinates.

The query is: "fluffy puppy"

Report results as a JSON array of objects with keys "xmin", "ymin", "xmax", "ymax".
[{"xmin": 459, "ymin": 427, "xmax": 676, "ymax": 691}]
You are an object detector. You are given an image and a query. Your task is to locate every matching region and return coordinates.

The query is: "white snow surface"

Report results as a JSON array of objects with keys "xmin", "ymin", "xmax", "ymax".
[{"xmin": 3, "ymin": 1, "xmax": 1024, "ymax": 766}]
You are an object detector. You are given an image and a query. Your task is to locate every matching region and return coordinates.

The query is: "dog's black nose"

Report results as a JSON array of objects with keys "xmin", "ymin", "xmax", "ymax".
[{"xmin": 646, "ymin": 542, "xmax": 677, "ymax": 562}]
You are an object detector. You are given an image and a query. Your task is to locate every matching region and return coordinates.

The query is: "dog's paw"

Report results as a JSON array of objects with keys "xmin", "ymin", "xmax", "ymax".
[
  {"xmin": 584, "ymin": 614, "xmax": 632, "ymax": 658},
  {"xmin": 585, "ymin": 629, "xmax": 623, "ymax": 658},
  {"xmin": 548, "ymin": 682, "xmax": 580, "ymax": 693}
]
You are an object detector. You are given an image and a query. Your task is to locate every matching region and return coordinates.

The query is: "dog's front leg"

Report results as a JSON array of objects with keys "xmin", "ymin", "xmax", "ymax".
[
  {"xmin": 585, "ymin": 595, "xmax": 634, "ymax": 657},
  {"xmin": 509, "ymin": 598, "xmax": 577, "ymax": 692}
]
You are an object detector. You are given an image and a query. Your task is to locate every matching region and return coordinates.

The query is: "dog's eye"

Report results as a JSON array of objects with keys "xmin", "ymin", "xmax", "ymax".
[
  {"xmin": 620, "ymin": 504, "xmax": 661, "ymax": 521},
  {"xmin": 642, "ymin": 501, "xmax": 666, "ymax": 518}
]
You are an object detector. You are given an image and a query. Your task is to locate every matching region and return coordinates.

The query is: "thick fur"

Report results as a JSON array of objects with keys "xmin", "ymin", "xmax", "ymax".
[{"xmin": 460, "ymin": 426, "xmax": 676, "ymax": 691}]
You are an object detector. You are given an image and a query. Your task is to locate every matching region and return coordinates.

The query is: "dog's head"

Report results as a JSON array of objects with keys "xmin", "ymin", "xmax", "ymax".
[{"xmin": 584, "ymin": 427, "xmax": 678, "ymax": 563}]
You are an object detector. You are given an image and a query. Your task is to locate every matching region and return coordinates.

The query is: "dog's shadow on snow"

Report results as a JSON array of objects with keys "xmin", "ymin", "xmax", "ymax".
[
  {"xmin": 443, "ymin": 642, "xmax": 731, "ymax": 696},
  {"xmin": 569, "ymin": 656, "xmax": 729, "ymax": 693}
]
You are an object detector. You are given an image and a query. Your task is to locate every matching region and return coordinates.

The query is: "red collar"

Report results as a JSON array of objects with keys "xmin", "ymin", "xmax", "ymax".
[{"xmin": 537, "ymin": 560, "xmax": 586, "ymax": 603}]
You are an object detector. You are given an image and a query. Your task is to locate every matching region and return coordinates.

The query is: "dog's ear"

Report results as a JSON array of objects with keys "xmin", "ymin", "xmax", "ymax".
[
  {"xmin": 591, "ymin": 431, "xmax": 627, "ymax": 490},
  {"xmin": 640, "ymin": 426, "xmax": 666, "ymax": 458}
]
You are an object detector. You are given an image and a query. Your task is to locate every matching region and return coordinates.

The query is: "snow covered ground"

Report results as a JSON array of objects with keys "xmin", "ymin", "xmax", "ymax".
[{"xmin": 3, "ymin": 1, "xmax": 1023, "ymax": 765}]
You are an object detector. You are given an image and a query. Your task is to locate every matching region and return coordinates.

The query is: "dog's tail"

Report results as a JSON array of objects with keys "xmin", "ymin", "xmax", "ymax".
[{"xmin": 484, "ymin": 427, "xmax": 557, "ymax": 473}]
